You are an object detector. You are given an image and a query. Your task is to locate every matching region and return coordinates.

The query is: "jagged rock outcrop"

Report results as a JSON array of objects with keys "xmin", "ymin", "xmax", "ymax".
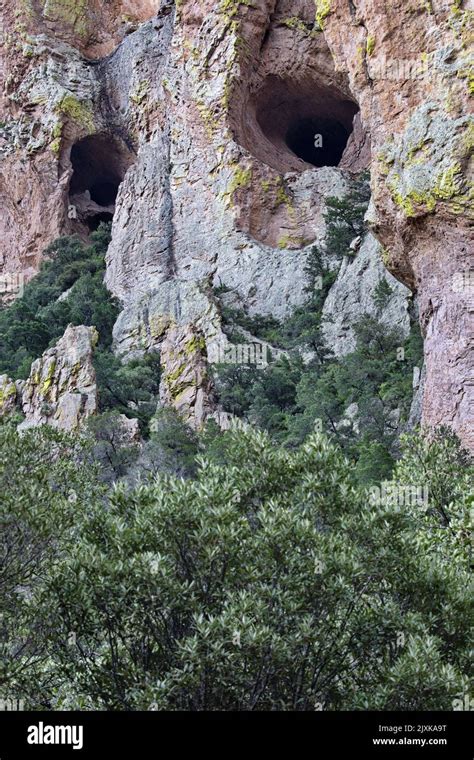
[
  {"xmin": 317, "ymin": 1, "xmax": 473, "ymax": 448},
  {"xmin": 2, "ymin": 1, "xmax": 160, "ymax": 63},
  {"xmin": 159, "ymin": 324, "xmax": 214, "ymax": 429},
  {"xmin": 322, "ymin": 232, "xmax": 412, "ymax": 357},
  {"xmin": 0, "ymin": 374, "xmax": 18, "ymax": 417},
  {"xmin": 19, "ymin": 325, "xmax": 98, "ymax": 430},
  {"xmin": 0, "ymin": 0, "xmax": 472, "ymax": 447},
  {"xmin": 407, "ymin": 364, "xmax": 428, "ymax": 434},
  {"xmin": 116, "ymin": 414, "xmax": 142, "ymax": 444}
]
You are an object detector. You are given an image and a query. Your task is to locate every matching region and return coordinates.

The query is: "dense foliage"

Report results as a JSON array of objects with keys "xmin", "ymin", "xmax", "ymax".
[
  {"xmin": 0, "ymin": 226, "xmax": 118, "ymax": 379},
  {"xmin": 1, "ymin": 420, "xmax": 471, "ymax": 710},
  {"xmin": 0, "ymin": 224, "xmax": 161, "ymax": 432},
  {"xmin": 213, "ymin": 177, "xmax": 423, "ymax": 484},
  {"xmin": 1, "ymin": 177, "xmax": 470, "ymax": 713},
  {"xmin": 0, "ymin": 421, "xmax": 104, "ymax": 705}
]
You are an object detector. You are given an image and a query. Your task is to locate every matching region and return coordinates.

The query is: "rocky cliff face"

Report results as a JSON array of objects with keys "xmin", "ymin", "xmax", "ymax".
[
  {"xmin": 19, "ymin": 324, "xmax": 98, "ymax": 430},
  {"xmin": 318, "ymin": 0, "xmax": 473, "ymax": 450},
  {"xmin": 0, "ymin": 324, "xmax": 98, "ymax": 428},
  {"xmin": 0, "ymin": 1, "xmax": 472, "ymax": 447}
]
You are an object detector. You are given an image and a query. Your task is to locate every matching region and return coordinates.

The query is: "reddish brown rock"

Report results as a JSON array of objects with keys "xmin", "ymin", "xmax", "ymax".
[
  {"xmin": 319, "ymin": 0, "xmax": 473, "ymax": 450},
  {"xmin": 0, "ymin": 0, "xmax": 471, "ymax": 448}
]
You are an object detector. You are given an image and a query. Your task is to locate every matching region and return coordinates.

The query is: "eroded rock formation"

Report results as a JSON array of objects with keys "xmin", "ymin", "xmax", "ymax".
[
  {"xmin": 19, "ymin": 324, "xmax": 98, "ymax": 430},
  {"xmin": 322, "ymin": 232, "xmax": 412, "ymax": 358},
  {"xmin": 318, "ymin": 0, "xmax": 473, "ymax": 449},
  {"xmin": 0, "ymin": 374, "xmax": 18, "ymax": 417},
  {"xmin": 159, "ymin": 323, "xmax": 215, "ymax": 429},
  {"xmin": 0, "ymin": 0, "xmax": 472, "ymax": 447}
]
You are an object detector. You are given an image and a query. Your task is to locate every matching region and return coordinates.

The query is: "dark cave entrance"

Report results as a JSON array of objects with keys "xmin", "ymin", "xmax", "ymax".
[
  {"xmin": 89, "ymin": 181, "xmax": 119, "ymax": 207},
  {"xmin": 234, "ymin": 75, "xmax": 366, "ymax": 173},
  {"xmin": 285, "ymin": 117, "xmax": 352, "ymax": 168},
  {"xmin": 86, "ymin": 211, "xmax": 114, "ymax": 232},
  {"xmin": 68, "ymin": 133, "xmax": 134, "ymax": 234}
]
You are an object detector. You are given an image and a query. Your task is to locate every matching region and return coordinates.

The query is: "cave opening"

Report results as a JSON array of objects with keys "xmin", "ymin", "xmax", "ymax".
[
  {"xmin": 86, "ymin": 212, "xmax": 114, "ymax": 232},
  {"xmin": 234, "ymin": 75, "xmax": 366, "ymax": 173},
  {"xmin": 89, "ymin": 181, "xmax": 119, "ymax": 206},
  {"xmin": 285, "ymin": 117, "xmax": 351, "ymax": 168},
  {"xmin": 68, "ymin": 133, "xmax": 134, "ymax": 233}
]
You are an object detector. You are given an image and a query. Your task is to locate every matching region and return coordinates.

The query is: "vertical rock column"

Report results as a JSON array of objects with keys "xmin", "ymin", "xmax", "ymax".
[{"xmin": 318, "ymin": 0, "xmax": 474, "ymax": 450}]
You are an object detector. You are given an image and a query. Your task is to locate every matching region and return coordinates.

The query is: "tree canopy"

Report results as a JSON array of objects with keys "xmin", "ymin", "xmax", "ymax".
[{"xmin": 1, "ymin": 420, "xmax": 471, "ymax": 711}]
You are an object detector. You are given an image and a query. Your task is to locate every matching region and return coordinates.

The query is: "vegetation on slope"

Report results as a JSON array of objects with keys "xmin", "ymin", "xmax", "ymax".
[
  {"xmin": 1, "ymin": 420, "xmax": 471, "ymax": 710},
  {"xmin": 213, "ymin": 180, "xmax": 423, "ymax": 484},
  {"xmin": 0, "ymin": 184, "xmax": 470, "ymax": 713},
  {"xmin": 0, "ymin": 223, "xmax": 161, "ymax": 431}
]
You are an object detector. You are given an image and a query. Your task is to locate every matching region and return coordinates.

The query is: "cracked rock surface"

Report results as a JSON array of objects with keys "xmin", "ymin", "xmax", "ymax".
[{"xmin": 0, "ymin": 0, "xmax": 472, "ymax": 447}]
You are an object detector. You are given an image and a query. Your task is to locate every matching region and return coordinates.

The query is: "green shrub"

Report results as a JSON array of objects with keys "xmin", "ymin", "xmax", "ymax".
[
  {"xmin": 0, "ymin": 224, "xmax": 118, "ymax": 379},
  {"xmin": 2, "ymin": 424, "xmax": 468, "ymax": 710},
  {"xmin": 0, "ymin": 419, "xmax": 103, "ymax": 706},
  {"xmin": 93, "ymin": 349, "xmax": 161, "ymax": 432}
]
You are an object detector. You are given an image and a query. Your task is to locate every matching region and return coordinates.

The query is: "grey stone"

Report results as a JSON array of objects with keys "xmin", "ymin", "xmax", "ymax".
[
  {"xmin": 19, "ymin": 325, "xmax": 98, "ymax": 431},
  {"xmin": 322, "ymin": 233, "xmax": 411, "ymax": 358}
]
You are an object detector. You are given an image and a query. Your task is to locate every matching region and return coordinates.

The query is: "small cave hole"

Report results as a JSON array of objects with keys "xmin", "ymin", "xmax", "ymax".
[
  {"xmin": 285, "ymin": 117, "xmax": 351, "ymax": 168},
  {"xmin": 234, "ymin": 76, "xmax": 366, "ymax": 174},
  {"xmin": 86, "ymin": 212, "xmax": 114, "ymax": 232},
  {"xmin": 68, "ymin": 133, "xmax": 134, "ymax": 234}
]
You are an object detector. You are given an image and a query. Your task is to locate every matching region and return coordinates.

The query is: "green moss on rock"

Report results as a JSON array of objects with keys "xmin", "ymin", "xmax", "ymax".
[
  {"xmin": 42, "ymin": 0, "xmax": 89, "ymax": 38},
  {"xmin": 388, "ymin": 162, "xmax": 472, "ymax": 218},
  {"xmin": 228, "ymin": 165, "xmax": 253, "ymax": 196},
  {"xmin": 55, "ymin": 94, "xmax": 94, "ymax": 133},
  {"xmin": 282, "ymin": 16, "xmax": 322, "ymax": 37},
  {"xmin": 0, "ymin": 380, "xmax": 17, "ymax": 408},
  {"xmin": 366, "ymin": 35, "xmax": 376, "ymax": 56},
  {"xmin": 315, "ymin": 0, "xmax": 331, "ymax": 28},
  {"xmin": 185, "ymin": 336, "xmax": 206, "ymax": 356},
  {"xmin": 40, "ymin": 360, "xmax": 57, "ymax": 397}
]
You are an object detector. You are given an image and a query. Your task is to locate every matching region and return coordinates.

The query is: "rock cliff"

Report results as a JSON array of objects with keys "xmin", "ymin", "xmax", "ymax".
[
  {"xmin": 19, "ymin": 324, "xmax": 98, "ymax": 430},
  {"xmin": 0, "ymin": 1, "xmax": 472, "ymax": 446}
]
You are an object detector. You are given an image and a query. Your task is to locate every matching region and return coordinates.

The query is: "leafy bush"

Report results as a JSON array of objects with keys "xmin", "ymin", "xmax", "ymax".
[
  {"xmin": 0, "ymin": 419, "xmax": 103, "ymax": 706},
  {"xmin": 93, "ymin": 349, "xmax": 162, "ymax": 432},
  {"xmin": 85, "ymin": 411, "xmax": 141, "ymax": 483},
  {"xmin": 129, "ymin": 408, "xmax": 199, "ymax": 481},
  {"xmin": 218, "ymin": 303, "xmax": 285, "ymax": 347},
  {"xmin": 2, "ymin": 423, "xmax": 470, "ymax": 710},
  {"xmin": 214, "ymin": 312, "xmax": 424, "ymax": 482}
]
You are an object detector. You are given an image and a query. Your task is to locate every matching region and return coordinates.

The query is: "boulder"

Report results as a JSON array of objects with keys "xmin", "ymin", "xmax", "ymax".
[{"xmin": 19, "ymin": 325, "xmax": 98, "ymax": 431}]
